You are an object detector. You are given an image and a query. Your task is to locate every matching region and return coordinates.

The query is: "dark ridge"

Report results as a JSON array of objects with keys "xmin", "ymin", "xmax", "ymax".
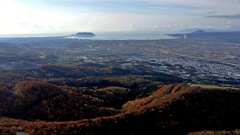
[{"xmin": 0, "ymin": 65, "xmax": 184, "ymax": 84}]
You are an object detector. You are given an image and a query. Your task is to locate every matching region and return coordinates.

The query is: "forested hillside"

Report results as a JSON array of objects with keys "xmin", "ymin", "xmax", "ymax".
[{"xmin": 0, "ymin": 65, "xmax": 240, "ymax": 134}]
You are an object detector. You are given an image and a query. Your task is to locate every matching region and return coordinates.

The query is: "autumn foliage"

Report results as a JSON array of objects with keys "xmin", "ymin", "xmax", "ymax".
[
  {"xmin": 1, "ymin": 82, "xmax": 240, "ymax": 134},
  {"xmin": 1, "ymin": 65, "xmax": 240, "ymax": 134}
]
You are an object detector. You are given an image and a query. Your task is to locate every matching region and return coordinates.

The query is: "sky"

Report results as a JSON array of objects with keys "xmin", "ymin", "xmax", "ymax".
[{"xmin": 0, "ymin": 0, "xmax": 240, "ymax": 34}]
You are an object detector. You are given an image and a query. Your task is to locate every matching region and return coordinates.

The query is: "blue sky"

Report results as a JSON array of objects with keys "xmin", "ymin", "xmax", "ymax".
[{"xmin": 0, "ymin": 0, "xmax": 240, "ymax": 34}]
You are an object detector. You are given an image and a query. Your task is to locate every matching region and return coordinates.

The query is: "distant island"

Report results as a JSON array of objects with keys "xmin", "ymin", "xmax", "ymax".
[
  {"xmin": 70, "ymin": 32, "xmax": 96, "ymax": 37},
  {"xmin": 166, "ymin": 30, "xmax": 240, "ymax": 42}
]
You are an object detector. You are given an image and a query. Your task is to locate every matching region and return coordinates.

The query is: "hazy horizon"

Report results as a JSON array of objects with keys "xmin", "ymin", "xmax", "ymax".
[{"xmin": 0, "ymin": 31, "xmax": 177, "ymax": 40}]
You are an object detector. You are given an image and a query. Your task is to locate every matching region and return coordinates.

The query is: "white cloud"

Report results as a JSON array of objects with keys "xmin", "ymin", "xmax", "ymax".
[
  {"xmin": 1, "ymin": 0, "xmax": 240, "ymax": 34},
  {"xmin": 130, "ymin": 24, "xmax": 134, "ymax": 28},
  {"xmin": 48, "ymin": 25, "xmax": 55, "ymax": 29},
  {"xmin": 33, "ymin": 24, "xmax": 44, "ymax": 29},
  {"xmin": 18, "ymin": 22, "xmax": 30, "ymax": 28}
]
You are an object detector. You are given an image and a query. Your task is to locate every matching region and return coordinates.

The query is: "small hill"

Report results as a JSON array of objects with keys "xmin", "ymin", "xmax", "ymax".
[
  {"xmin": 179, "ymin": 28, "xmax": 219, "ymax": 33},
  {"xmin": 190, "ymin": 30, "xmax": 206, "ymax": 34},
  {"xmin": 70, "ymin": 32, "xmax": 95, "ymax": 37}
]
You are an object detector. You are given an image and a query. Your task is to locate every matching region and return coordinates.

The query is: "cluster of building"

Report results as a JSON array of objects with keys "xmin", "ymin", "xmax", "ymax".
[{"xmin": 125, "ymin": 53, "xmax": 240, "ymax": 81}]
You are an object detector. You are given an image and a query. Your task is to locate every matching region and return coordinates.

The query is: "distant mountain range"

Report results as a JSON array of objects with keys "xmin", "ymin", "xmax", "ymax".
[
  {"xmin": 70, "ymin": 32, "xmax": 95, "ymax": 37},
  {"xmin": 167, "ymin": 30, "xmax": 240, "ymax": 42}
]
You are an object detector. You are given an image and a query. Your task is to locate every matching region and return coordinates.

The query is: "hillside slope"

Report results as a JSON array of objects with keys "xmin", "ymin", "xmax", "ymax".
[{"xmin": 1, "ymin": 83, "xmax": 240, "ymax": 134}]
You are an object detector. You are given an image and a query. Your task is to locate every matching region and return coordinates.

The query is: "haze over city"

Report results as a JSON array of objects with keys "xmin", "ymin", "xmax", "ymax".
[{"xmin": 1, "ymin": 0, "xmax": 240, "ymax": 34}]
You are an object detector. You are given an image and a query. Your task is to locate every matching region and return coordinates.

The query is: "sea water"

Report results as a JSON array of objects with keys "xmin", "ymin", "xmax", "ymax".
[
  {"xmin": 67, "ymin": 31, "xmax": 175, "ymax": 40},
  {"xmin": 0, "ymin": 31, "xmax": 175, "ymax": 40}
]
